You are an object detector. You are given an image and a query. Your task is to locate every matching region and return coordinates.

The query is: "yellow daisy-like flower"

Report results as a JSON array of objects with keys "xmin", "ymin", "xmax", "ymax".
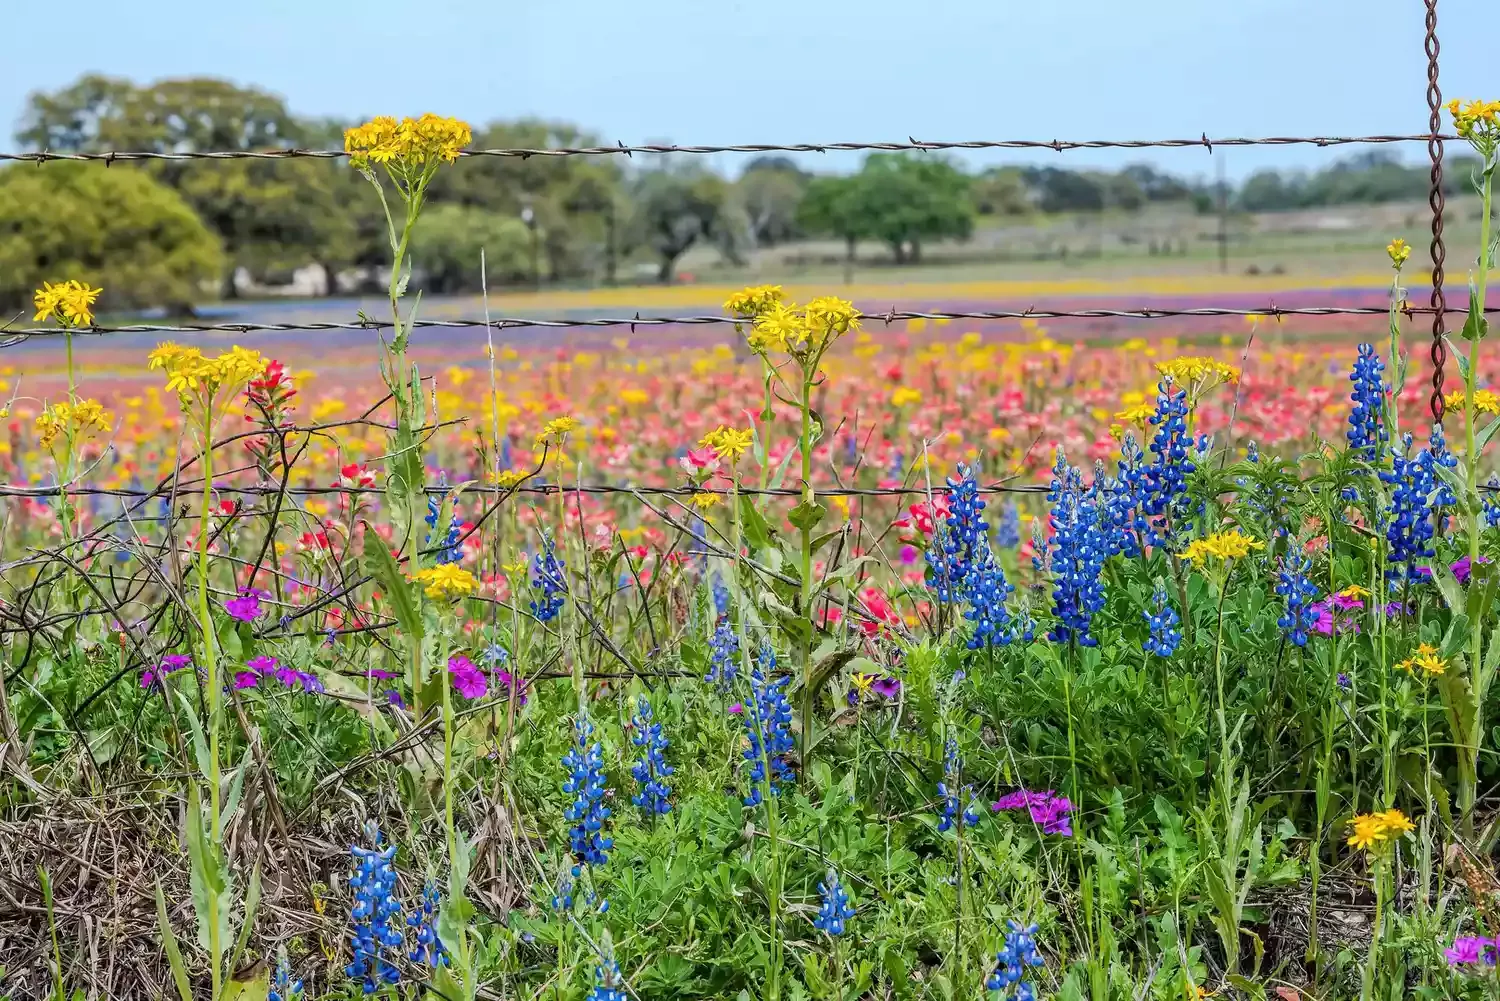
[
  {"xmin": 699, "ymin": 425, "xmax": 754, "ymax": 463},
  {"xmin": 804, "ymin": 295, "xmax": 861, "ymax": 337},
  {"xmin": 1114, "ymin": 402, "xmax": 1157, "ymax": 424},
  {"xmin": 1396, "ymin": 642, "xmax": 1447, "ymax": 677},
  {"xmin": 491, "ymin": 468, "xmax": 527, "ymax": 489},
  {"xmin": 344, "ymin": 114, "xmax": 472, "ymax": 172},
  {"xmin": 35, "ymin": 398, "xmax": 111, "ymax": 450},
  {"xmin": 1156, "ymin": 356, "xmax": 1240, "ymax": 388},
  {"xmin": 891, "ymin": 386, "xmax": 923, "ymax": 408},
  {"xmin": 412, "ymin": 564, "xmax": 479, "ymax": 600},
  {"xmin": 150, "ymin": 343, "xmax": 266, "ymax": 403},
  {"xmin": 749, "ymin": 302, "xmax": 809, "ymax": 353},
  {"xmin": 724, "ymin": 285, "xmax": 785, "ymax": 318},
  {"xmin": 534, "ymin": 415, "xmax": 581, "ymax": 444},
  {"xmin": 33, "ymin": 280, "xmax": 103, "ymax": 327},
  {"xmin": 1443, "ymin": 389, "xmax": 1500, "ymax": 416},
  {"xmin": 689, "ymin": 491, "xmax": 721, "ymax": 511},
  {"xmin": 1337, "ymin": 584, "xmax": 1370, "ymax": 600},
  {"xmin": 1386, "ymin": 238, "xmax": 1411, "ymax": 269},
  {"xmin": 1347, "ymin": 809, "xmax": 1414, "ymax": 852},
  {"xmin": 1448, "ymin": 98, "xmax": 1500, "ymax": 147},
  {"xmin": 1180, "ymin": 529, "xmax": 1265, "ymax": 566}
]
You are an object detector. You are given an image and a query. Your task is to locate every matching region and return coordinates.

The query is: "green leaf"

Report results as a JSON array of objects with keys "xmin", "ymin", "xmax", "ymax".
[
  {"xmin": 1430, "ymin": 556, "xmax": 1466, "ymax": 616},
  {"xmin": 361, "ymin": 523, "xmax": 424, "ymax": 641},
  {"xmin": 739, "ymin": 493, "xmax": 772, "ymax": 552},
  {"xmin": 1461, "ymin": 273, "xmax": 1490, "ymax": 341},
  {"xmin": 224, "ymin": 965, "xmax": 270, "ymax": 1001},
  {"xmin": 227, "ymin": 860, "xmax": 262, "ymax": 977},
  {"xmin": 183, "ymin": 787, "xmax": 232, "ymax": 954},
  {"xmin": 788, "ymin": 500, "xmax": 826, "ymax": 531},
  {"xmin": 155, "ymin": 883, "xmax": 195, "ymax": 1001},
  {"xmin": 174, "ymin": 692, "xmax": 213, "ymax": 783}
]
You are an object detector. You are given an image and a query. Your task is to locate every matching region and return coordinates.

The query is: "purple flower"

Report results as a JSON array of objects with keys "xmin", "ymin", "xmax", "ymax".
[
  {"xmin": 247, "ymin": 654, "xmax": 278, "ymax": 673},
  {"xmin": 386, "ymin": 690, "xmax": 407, "ymax": 708},
  {"xmin": 233, "ymin": 671, "xmax": 260, "ymax": 690},
  {"xmin": 141, "ymin": 653, "xmax": 193, "ymax": 689},
  {"xmin": 1445, "ymin": 935, "xmax": 1498, "ymax": 966},
  {"xmin": 449, "ymin": 654, "xmax": 488, "ymax": 699},
  {"xmin": 493, "ymin": 668, "xmax": 529, "ymax": 706},
  {"xmin": 1337, "ymin": 672, "xmax": 1351, "ymax": 689},
  {"xmin": 223, "ymin": 588, "xmax": 266, "ymax": 623},
  {"xmin": 871, "ymin": 676, "xmax": 902, "ymax": 698},
  {"xmin": 728, "ymin": 703, "xmax": 744, "ymax": 715},
  {"xmin": 1451, "ymin": 555, "xmax": 1492, "ymax": 584},
  {"xmin": 992, "ymin": 789, "xmax": 1074, "ymax": 837},
  {"xmin": 367, "ymin": 669, "xmax": 399, "ymax": 680}
]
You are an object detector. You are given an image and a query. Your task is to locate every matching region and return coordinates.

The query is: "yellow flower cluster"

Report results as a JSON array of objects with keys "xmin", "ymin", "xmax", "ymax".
[
  {"xmin": 699, "ymin": 425, "xmax": 754, "ymax": 462},
  {"xmin": 1443, "ymin": 389, "xmax": 1500, "ymax": 416},
  {"xmin": 412, "ymin": 564, "xmax": 479, "ymax": 600},
  {"xmin": 1346, "ymin": 809, "xmax": 1414, "ymax": 851},
  {"xmin": 1396, "ymin": 642, "xmax": 1446, "ymax": 677},
  {"xmin": 690, "ymin": 491, "xmax": 721, "ymax": 510},
  {"xmin": 1114, "ymin": 402, "xmax": 1157, "ymax": 424},
  {"xmin": 534, "ymin": 415, "xmax": 580, "ymax": 444},
  {"xmin": 35, "ymin": 398, "xmax": 110, "ymax": 449},
  {"xmin": 344, "ymin": 114, "xmax": 472, "ymax": 171},
  {"xmin": 33, "ymin": 280, "xmax": 102, "ymax": 327},
  {"xmin": 148, "ymin": 343, "xmax": 266, "ymax": 398},
  {"xmin": 736, "ymin": 288, "xmax": 861, "ymax": 355},
  {"xmin": 1448, "ymin": 99, "xmax": 1500, "ymax": 143},
  {"xmin": 1386, "ymin": 238, "xmax": 1411, "ymax": 269},
  {"xmin": 1156, "ymin": 356, "xmax": 1240, "ymax": 387},
  {"xmin": 724, "ymin": 285, "xmax": 785, "ymax": 318},
  {"xmin": 1181, "ymin": 530, "xmax": 1264, "ymax": 565},
  {"xmin": 891, "ymin": 386, "xmax": 923, "ymax": 408}
]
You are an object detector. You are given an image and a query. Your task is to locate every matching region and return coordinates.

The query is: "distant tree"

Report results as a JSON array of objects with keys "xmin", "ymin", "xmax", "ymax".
[
  {"xmin": 624, "ymin": 161, "xmax": 730, "ymax": 283},
  {"xmin": 1103, "ymin": 171, "xmax": 1145, "ymax": 212},
  {"xmin": 1120, "ymin": 163, "xmax": 1193, "ymax": 202},
  {"xmin": 797, "ymin": 175, "xmax": 870, "ymax": 279},
  {"xmin": 0, "ymin": 164, "xmax": 223, "ymax": 312},
  {"xmin": 408, "ymin": 204, "xmax": 534, "ymax": 293},
  {"xmin": 851, "ymin": 154, "xmax": 973, "ymax": 263},
  {"xmin": 18, "ymin": 75, "xmax": 352, "ymax": 295},
  {"xmin": 1237, "ymin": 169, "xmax": 1304, "ymax": 211},
  {"xmin": 972, "ymin": 167, "xmax": 1032, "ymax": 216},
  {"xmin": 735, "ymin": 158, "xmax": 809, "ymax": 247},
  {"xmin": 1021, "ymin": 168, "xmax": 1106, "ymax": 213}
]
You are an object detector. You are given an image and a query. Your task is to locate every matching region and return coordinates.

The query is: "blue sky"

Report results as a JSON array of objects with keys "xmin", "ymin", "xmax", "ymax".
[{"xmin": 2, "ymin": 0, "xmax": 1491, "ymax": 180}]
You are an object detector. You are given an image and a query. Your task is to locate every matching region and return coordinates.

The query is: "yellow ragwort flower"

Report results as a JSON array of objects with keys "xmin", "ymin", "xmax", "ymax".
[
  {"xmin": 1114, "ymin": 403, "xmax": 1157, "ymax": 424},
  {"xmin": 804, "ymin": 295, "xmax": 861, "ymax": 337},
  {"xmin": 1181, "ymin": 529, "xmax": 1265, "ymax": 566},
  {"xmin": 699, "ymin": 425, "xmax": 754, "ymax": 463},
  {"xmin": 1396, "ymin": 642, "xmax": 1447, "ymax": 677},
  {"xmin": 1347, "ymin": 809, "xmax": 1414, "ymax": 852},
  {"xmin": 1448, "ymin": 98, "xmax": 1500, "ymax": 147},
  {"xmin": 1386, "ymin": 238, "xmax": 1411, "ymax": 269},
  {"xmin": 1156, "ymin": 356, "xmax": 1240, "ymax": 388},
  {"xmin": 345, "ymin": 114, "xmax": 472, "ymax": 173},
  {"xmin": 724, "ymin": 285, "xmax": 785, "ymax": 318},
  {"xmin": 412, "ymin": 564, "xmax": 479, "ymax": 600},
  {"xmin": 33, "ymin": 280, "xmax": 103, "ymax": 327},
  {"xmin": 1443, "ymin": 389, "xmax": 1500, "ymax": 416},
  {"xmin": 1338, "ymin": 584, "xmax": 1371, "ymax": 600},
  {"xmin": 748, "ymin": 302, "xmax": 809, "ymax": 353},
  {"xmin": 891, "ymin": 386, "xmax": 923, "ymax": 408},
  {"xmin": 690, "ymin": 491, "xmax": 721, "ymax": 510},
  {"xmin": 534, "ymin": 415, "xmax": 581, "ymax": 444},
  {"xmin": 35, "ymin": 398, "xmax": 111, "ymax": 450}
]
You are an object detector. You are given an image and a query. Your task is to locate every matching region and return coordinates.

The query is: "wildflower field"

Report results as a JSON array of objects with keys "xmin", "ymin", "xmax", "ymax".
[{"xmin": 2, "ymin": 104, "xmax": 1499, "ymax": 1001}]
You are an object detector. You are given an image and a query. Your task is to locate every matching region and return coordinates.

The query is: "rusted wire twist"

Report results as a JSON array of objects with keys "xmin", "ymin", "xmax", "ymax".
[{"xmin": 1427, "ymin": 0, "xmax": 1448, "ymax": 422}]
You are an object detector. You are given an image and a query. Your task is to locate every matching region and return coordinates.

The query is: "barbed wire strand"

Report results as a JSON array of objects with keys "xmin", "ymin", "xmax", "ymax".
[
  {"xmin": 0, "ymin": 132, "xmax": 1463, "ymax": 163},
  {"xmin": 5, "ymin": 305, "xmax": 1497, "ymax": 347}
]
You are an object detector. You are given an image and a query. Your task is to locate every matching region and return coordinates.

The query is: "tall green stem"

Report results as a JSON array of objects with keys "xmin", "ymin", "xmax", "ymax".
[
  {"xmin": 195, "ymin": 409, "xmax": 224, "ymax": 1001},
  {"xmin": 798, "ymin": 373, "xmax": 816, "ymax": 775}
]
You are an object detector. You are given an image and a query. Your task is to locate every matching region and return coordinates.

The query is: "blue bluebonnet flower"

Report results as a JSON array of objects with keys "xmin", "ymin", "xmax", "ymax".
[
  {"xmin": 1102, "ymin": 436, "xmax": 1146, "ymax": 558},
  {"xmin": 712, "ymin": 576, "xmax": 731, "ymax": 616},
  {"xmin": 562, "ymin": 717, "xmax": 613, "ymax": 866},
  {"xmin": 1381, "ymin": 431, "xmax": 1442, "ymax": 578},
  {"xmin": 995, "ymin": 501, "xmax": 1022, "ymax": 550},
  {"xmin": 986, "ymin": 920, "xmax": 1044, "ymax": 1000},
  {"xmin": 1142, "ymin": 584, "xmax": 1181, "ymax": 658},
  {"xmin": 1346, "ymin": 343, "xmax": 1388, "ymax": 461},
  {"xmin": 937, "ymin": 738, "xmax": 982, "ymax": 833},
  {"xmin": 813, "ymin": 868, "xmax": 856, "ymax": 937},
  {"xmin": 1246, "ymin": 440, "xmax": 1260, "ymax": 464},
  {"xmin": 1428, "ymin": 421, "xmax": 1460, "ymax": 507},
  {"xmin": 706, "ymin": 616, "xmax": 739, "ymax": 690},
  {"xmin": 928, "ymin": 463, "xmax": 989, "ymax": 602},
  {"xmin": 482, "ymin": 643, "xmax": 509, "ymax": 668},
  {"xmin": 586, "ymin": 957, "xmax": 627, "ymax": 1001},
  {"xmin": 965, "ymin": 561, "xmax": 1021, "ymax": 650},
  {"xmin": 1275, "ymin": 552, "xmax": 1320, "ymax": 647},
  {"xmin": 269, "ymin": 948, "xmax": 302, "ymax": 1001},
  {"xmin": 551, "ymin": 866, "xmax": 577, "ymax": 911},
  {"xmin": 1130, "ymin": 379, "xmax": 1197, "ymax": 546},
  {"xmin": 1040, "ymin": 450, "xmax": 1109, "ymax": 647},
  {"xmin": 1485, "ymin": 476, "xmax": 1500, "ymax": 527},
  {"xmin": 629, "ymin": 696, "xmax": 674, "ymax": 815},
  {"xmin": 529, "ymin": 535, "xmax": 567, "ymax": 622},
  {"xmin": 406, "ymin": 879, "xmax": 448, "ymax": 967},
  {"xmin": 424, "ymin": 496, "xmax": 464, "ymax": 565},
  {"xmin": 742, "ymin": 649, "xmax": 795, "ymax": 807},
  {"xmin": 347, "ymin": 839, "xmax": 403, "ymax": 994}
]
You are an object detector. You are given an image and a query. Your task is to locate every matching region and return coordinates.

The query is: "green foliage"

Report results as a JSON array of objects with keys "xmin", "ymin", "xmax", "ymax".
[
  {"xmin": 408, "ymin": 203, "xmax": 535, "ymax": 292},
  {"xmin": 0, "ymin": 163, "xmax": 224, "ymax": 311},
  {"xmin": 624, "ymin": 160, "xmax": 732, "ymax": 282}
]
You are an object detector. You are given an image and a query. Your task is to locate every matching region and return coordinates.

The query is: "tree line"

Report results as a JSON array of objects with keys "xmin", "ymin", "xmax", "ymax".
[{"xmin": 0, "ymin": 75, "xmax": 1477, "ymax": 313}]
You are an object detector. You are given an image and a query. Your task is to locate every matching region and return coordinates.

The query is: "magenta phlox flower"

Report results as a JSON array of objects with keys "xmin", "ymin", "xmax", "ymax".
[{"xmin": 449, "ymin": 654, "xmax": 488, "ymax": 699}]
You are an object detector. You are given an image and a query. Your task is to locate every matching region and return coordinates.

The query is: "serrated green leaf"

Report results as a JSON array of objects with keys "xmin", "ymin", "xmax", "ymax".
[
  {"xmin": 738, "ymin": 493, "xmax": 772, "ymax": 551},
  {"xmin": 174, "ymin": 692, "xmax": 213, "ymax": 783},
  {"xmin": 1430, "ymin": 555, "xmax": 1466, "ymax": 615},
  {"xmin": 788, "ymin": 500, "xmax": 826, "ymax": 531},
  {"xmin": 1461, "ymin": 274, "xmax": 1489, "ymax": 341},
  {"xmin": 361, "ymin": 523, "xmax": 424, "ymax": 641}
]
